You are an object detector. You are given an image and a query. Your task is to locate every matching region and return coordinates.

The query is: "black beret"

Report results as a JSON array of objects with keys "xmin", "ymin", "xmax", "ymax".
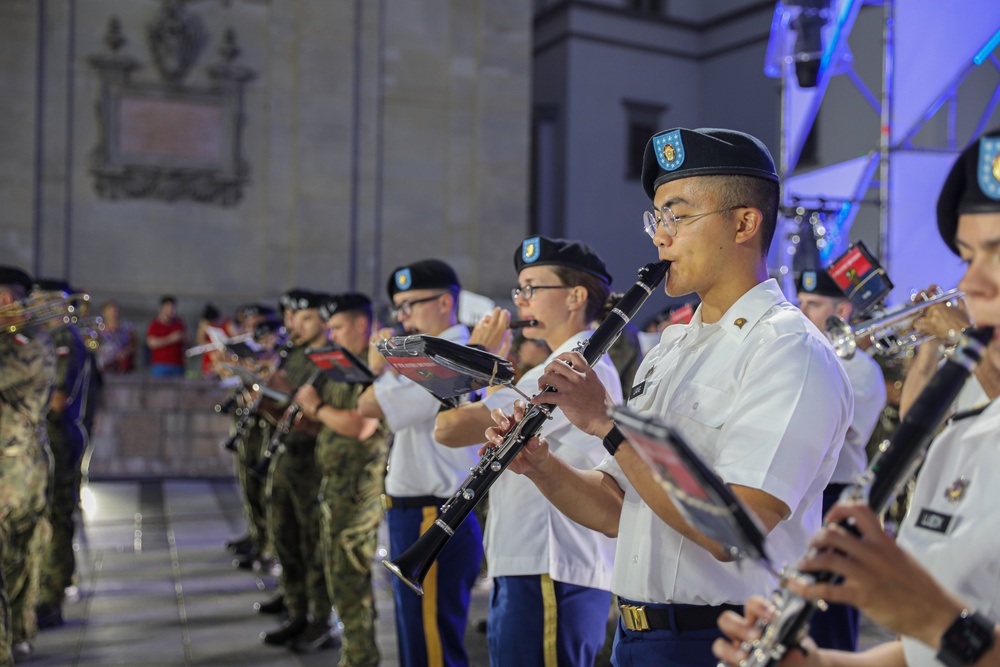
[
  {"xmin": 386, "ymin": 259, "xmax": 461, "ymax": 298},
  {"xmin": 253, "ymin": 316, "xmax": 284, "ymax": 339},
  {"xmin": 514, "ymin": 236, "xmax": 612, "ymax": 284},
  {"xmin": 320, "ymin": 292, "xmax": 373, "ymax": 321},
  {"xmin": 640, "ymin": 127, "xmax": 778, "ymax": 201},
  {"xmin": 279, "ymin": 289, "xmax": 310, "ymax": 313},
  {"xmin": 0, "ymin": 266, "xmax": 32, "ymax": 293},
  {"xmin": 31, "ymin": 278, "xmax": 73, "ymax": 294},
  {"xmin": 236, "ymin": 303, "xmax": 261, "ymax": 320},
  {"xmin": 795, "ymin": 269, "xmax": 845, "ymax": 299},
  {"xmin": 937, "ymin": 127, "xmax": 1000, "ymax": 256},
  {"xmin": 280, "ymin": 289, "xmax": 328, "ymax": 312}
]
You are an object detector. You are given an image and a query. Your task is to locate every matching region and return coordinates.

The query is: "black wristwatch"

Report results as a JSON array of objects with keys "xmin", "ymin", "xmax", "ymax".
[
  {"xmin": 937, "ymin": 609, "xmax": 995, "ymax": 667},
  {"xmin": 603, "ymin": 424, "xmax": 625, "ymax": 457}
]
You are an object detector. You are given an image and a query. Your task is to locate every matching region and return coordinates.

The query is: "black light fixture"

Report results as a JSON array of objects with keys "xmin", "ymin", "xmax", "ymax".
[{"xmin": 789, "ymin": 0, "xmax": 831, "ymax": 88}]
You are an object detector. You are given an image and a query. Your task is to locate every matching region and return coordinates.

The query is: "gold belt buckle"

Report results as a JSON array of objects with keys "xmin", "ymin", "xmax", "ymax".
[
  {"xmin": 620, "ymin": 603, "xmax": 650, "ymax": 632},
  {"xmin": 381, "ymin": 494, "xmax": 392, "ymax": 510}
]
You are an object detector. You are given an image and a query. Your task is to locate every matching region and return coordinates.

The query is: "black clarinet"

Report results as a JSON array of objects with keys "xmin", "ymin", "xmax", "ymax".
[
  {"xmin": 737, "ymin": 326, "xmax": 993, "ymax": 667},
  {"xmin": 384, "ymin": 260, "xmax": 670, "ymax": 595},
  {"xmin": 251, "ymin": 370, "xmax": 321, "ymax": 478}
]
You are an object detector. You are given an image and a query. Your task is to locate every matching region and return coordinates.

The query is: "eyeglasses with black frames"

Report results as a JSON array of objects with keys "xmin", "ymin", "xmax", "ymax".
[
  {"xmin": 510, "ymin": 285, "xmax": 568, "ymax": 302},
  {"xmin": 391, "ymin": 293, "xmax": 444, "ymax": 319}
]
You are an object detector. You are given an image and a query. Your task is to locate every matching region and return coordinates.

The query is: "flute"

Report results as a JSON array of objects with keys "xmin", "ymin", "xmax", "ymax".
[{"xmin": 508, "ymin": 319, "xmax": 538, "ymax": 330}]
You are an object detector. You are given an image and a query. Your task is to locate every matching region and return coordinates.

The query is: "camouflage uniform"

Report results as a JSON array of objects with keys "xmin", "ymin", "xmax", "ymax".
[
  {"xmin": 0, "ymin": 330, "xmax": 55, "ymax": 664},
  {"xmin": 315, "ymin": 380, "xmax": 389, "ymax": 667},
  {"xmin": 266, "ymin": 345, "xmax": 330, "ymax": 623},
  {"xmin": 37, "ymin": 324, "xmax": 89, "ymax": 611},
  {"xmin": 236, "ymin": 409, "xmax": 272, "ymax": 556}
]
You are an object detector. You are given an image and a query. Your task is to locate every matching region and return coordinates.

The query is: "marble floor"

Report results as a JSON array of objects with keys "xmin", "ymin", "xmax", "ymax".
[{"xmin": 29, "ymin": 478, "xmax": 893, "ymax": 666}]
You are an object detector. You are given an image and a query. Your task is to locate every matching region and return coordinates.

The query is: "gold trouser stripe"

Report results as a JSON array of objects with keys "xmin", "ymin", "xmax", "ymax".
[
  {"xmin": 420, "ymin": 507, "xmax": 443, "ymax": 667},
  {"xmin": 541, "ymin": 573, "xmax": 558, "ymax": 667}
]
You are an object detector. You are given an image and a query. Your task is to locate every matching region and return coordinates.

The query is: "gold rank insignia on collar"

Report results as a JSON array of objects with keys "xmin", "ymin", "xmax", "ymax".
[
  {"xmin": 734, "ymin": 317, "xmax": 747, "ymax": 329},
  {"xmin": 944, "ymin": 476, "xmax": 970, "ymax": 504}
]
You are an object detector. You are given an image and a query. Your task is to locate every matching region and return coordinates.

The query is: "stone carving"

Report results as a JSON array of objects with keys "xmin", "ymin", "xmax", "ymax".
[
  {"xmin": 147, "ymin": 0, "xmax": 206, "ymax": 85},
  {"xmin": 88, "ymin": 3, "xmax": 254, "ymax": 206}
]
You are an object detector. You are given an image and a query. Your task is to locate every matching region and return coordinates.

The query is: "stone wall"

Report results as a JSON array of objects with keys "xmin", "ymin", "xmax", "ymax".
[
  {"xmin": 88, "ymin": 375, "xmax": 236, "ymax": 478},
  {"xmin": 0, "ymin": 0, "xmax": 532, "ymax": 330}
]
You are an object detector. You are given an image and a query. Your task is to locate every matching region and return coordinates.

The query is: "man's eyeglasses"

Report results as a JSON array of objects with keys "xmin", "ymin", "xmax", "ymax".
[
  {"xmin": 510, "ymin": 285, "xmax": 568, "ymax": 302},
  {"xmin": 642, "ymin": 205, "xmax": 744, "ymax": 238},
  {"xmin": 391, "ymin": 294, "xmax": 443, "ymax": 319}
]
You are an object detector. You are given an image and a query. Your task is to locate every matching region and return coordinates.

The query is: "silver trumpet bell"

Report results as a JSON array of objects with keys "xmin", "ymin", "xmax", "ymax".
[{"xmin": 825, "ymin": 288, "xmax": 965, "ymax": 360}]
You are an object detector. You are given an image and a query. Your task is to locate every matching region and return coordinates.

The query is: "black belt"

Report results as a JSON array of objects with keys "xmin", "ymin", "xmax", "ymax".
[
  {"xmin": 382, "ymin": 494, "xmax": 448, "ymax": 510},
  {"xmin": 618, "ymin": 598, "xmax": 742, "ymax": 632}
]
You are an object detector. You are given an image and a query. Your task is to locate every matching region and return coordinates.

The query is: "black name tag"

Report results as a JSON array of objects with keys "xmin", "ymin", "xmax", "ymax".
[
  {"xmin": 915, "ymin": 509, "xmax": 952, "ymax": 534},
  {"xmin": 630, "ymin": 381, "xmax": 647, "ymax": 400}
]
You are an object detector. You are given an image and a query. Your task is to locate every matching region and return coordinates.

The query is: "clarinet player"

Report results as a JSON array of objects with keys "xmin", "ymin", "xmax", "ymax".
[
  {"xmin": 714, "ymin": 129, "xmax": 1000, "ymax": 667},
  {"xmin": 486, "ymin": 128, "xmax": 853, "ymax": 666}
]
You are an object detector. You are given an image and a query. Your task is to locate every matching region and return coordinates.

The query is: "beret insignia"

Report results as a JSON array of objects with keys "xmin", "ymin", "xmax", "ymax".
[{"xmin": 978, "ymin": 136, "xmax": 1000, "ymax": 201}]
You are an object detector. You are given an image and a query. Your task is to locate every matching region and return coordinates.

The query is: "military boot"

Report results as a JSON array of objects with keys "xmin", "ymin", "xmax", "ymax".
[
  {"xmin": 288, "ymin": 616, "xmax": 342, "ymax": 653},
  {"xmin": 260, "ymin": 616, "xmax": 307, "ymax": 645}
]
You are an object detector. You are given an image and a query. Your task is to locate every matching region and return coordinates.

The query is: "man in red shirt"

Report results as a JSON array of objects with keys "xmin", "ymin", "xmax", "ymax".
[{"xmin": 146, "ymin": 295, "xmax": 188, "ymax": 377}]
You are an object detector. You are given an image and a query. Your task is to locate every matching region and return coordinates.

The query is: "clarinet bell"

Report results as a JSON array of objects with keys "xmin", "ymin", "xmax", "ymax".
[{"xmin": 382, "ymin": 519, "xmax": 456, "ymax": 596}]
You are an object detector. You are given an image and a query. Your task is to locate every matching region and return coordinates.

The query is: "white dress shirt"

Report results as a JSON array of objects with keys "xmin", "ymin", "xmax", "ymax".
[
  {"xmin": 830, "ymin": 351, "xmax": 886, "ymax": 484},
  {"xmin": 482, "ymin": 330, "xmax": 621, "ymax": 590},
  {"xmin": 376, "ymin": 324, "xmax": 481, "ymax": 497},
  {"xmin": 898, "ymin": 399, "xmax": 1000, "ymax": 667},
  {"xmin": 596, "ymin": 279, "xmax": 853, "ymax": 604}
]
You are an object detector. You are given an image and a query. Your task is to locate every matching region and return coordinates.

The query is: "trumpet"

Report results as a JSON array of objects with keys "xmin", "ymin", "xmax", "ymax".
[
  {"xmin": 824, "ymin": 288, "xmax": 964, "ymax": 359},
  {"xmin": 0, "ymin": 291, "xmax": 91, "ymax": 336}
]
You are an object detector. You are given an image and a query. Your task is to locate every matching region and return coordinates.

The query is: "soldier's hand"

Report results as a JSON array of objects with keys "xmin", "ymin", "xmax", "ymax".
[
  {"xmin": 483, "ymin": 400, "xmax": 550, "ymax": 475},
  {"xmin": 532, "ymin": 351, "xmax": 615, "ymax": 438},
  {"xmin": 294, "ymin": 385, "xmax": 321, "ymax": 416},
  {"xmin": 365, "ymin": 327, "xmax": 397, "ymax": 377},
  {"xmin": 911, "ymin": 284, "xmax": 970, "ymax": 348},
  {"xmin": 468, "ymin": 307, "xmax": 512, "ymax": 356}
]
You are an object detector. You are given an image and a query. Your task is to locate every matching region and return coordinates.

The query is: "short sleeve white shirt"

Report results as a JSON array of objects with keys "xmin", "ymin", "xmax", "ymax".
[
  {"xmin": 481, "ymin": 330, "xmax": 621, "ymax": 590},
  {"xmin": 897, "ymin": 399, "xmax": 1000, "ymax": 667},
  {"xmin": 376, "ymin": 324, "xmax": 481, "ymax": 497},
  {"xmin": 830, "ymin": 351, "xmax": 886, "ymax": 484},
  {"xmin": 595, "ymin": 279, "xmax": 853, "ymax": 604}
]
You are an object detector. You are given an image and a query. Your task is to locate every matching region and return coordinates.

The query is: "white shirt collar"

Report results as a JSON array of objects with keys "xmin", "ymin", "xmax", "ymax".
[{"xmin": 688, "ymin": 279, "xmax": 787, "ymax": 342}]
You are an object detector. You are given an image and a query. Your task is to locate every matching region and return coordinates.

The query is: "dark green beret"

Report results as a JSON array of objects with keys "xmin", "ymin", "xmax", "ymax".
[
  {"xmin": 320, "ymin": 292, "xmax": 373, "ymax": 320},
  {"xmin": 387, "ymin": 259, "xmax": 461, "ymax": 298},
  {"xmin": 514, "ymin": 235, "xmax": 612, "ymax": 284},
  {"xmin": 795, "ymin": 269, "xmax": 844, "ymax": 298},
  {"xmin": 0, "ymin": 266, "xmax": 33, "ymax": 293},
  {"xmin": 640, "ymin": 127, "xmax": 778, "ymax": 201},
  {"xmin": 937, "ymin": 126, "xmax": 1000, "ymax": 256}
]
